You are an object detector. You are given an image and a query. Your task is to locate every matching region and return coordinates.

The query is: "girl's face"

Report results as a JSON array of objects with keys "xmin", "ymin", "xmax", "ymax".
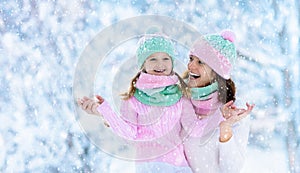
[
  {"xmin": 143, "ymin": 52, "xmax": 173, "ymax": 76},
  {"xmin": 187, "ymin": 55, "xmax": 216, "ymax": 88}
]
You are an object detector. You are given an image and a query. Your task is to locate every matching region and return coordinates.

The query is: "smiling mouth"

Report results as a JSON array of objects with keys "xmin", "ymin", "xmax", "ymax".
[
  {"xmin": 154, "ymin": 69, "xmax": 166, "ymax": 73},
  {"xmin": 189, "ymin": 72, "xmax": 200, "ymax": 79}
]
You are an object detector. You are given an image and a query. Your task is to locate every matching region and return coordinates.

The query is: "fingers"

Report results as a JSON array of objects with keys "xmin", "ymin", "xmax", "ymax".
[
  {"xmin": 91, "ymin": 102, "xmax": 99, "ymax": 113},
  {"xmin": 77, "ymin": 98, "xmax": 83, "ymax": 106},
  {"xmin": 236, "ymin": 108, "xmax": 247, "ymax": 115},
  {"xmin": 222, "ymin": 100, "xmax": 239, "ymax": 119},
  {"xmin": 230, "ymin": 104, "xmax": 237, "ymax": 109},
  {"xmin": 77, "ymin": 96, "xmax": 102, "ymax": 115},
  {"xmin": 224, "ymin": 100, "xmax": 234, "ymax": 108},
  {"xmin": 82, "ymin": 96, "xmax": 91, "ymax": 101},
  {"xmin": 82, "ymin": 99, "xmax": 93, "ymax": 110},
  {"xmin": 234, "ymin": 103, "xmax": 255, "ymax": 120},
  {"xmin": 247, "ymin": 103, "xmax": 255, "ymax": 109},
  {"xmin": 245, "ymin": 103, "xmax": 255, "ymax": 113},
  {"xmin": 222, "ymin": 102, "xmax": 255, "ymax": 125}
]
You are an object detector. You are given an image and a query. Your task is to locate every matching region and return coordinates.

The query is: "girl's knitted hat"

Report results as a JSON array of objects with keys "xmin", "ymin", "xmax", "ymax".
[
  {"xmin": 136, "ymin": 28, "xmax": 175, "ymax": 68},
  {"xmin": 189, "ymin": 30, "xmax": 237, "ymax": 79}
]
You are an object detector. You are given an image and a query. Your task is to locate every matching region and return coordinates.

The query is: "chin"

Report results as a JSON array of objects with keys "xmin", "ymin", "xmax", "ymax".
[{"xmin": 187, "ymin": 81, "xmax": 198, "ymax": 88}]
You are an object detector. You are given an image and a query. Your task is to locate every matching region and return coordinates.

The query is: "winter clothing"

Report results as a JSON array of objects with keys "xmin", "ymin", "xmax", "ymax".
[
  {"xmin": 190, "ymin": 82, "xmax": 218, "ymax": 100},
  {"xmin": 136, "ymin": 162, "xmax": 193, "ymax": 173},
  {"xmin": 181, "ymin": 90, "xmax": 250, "ymax": 173},
  {"xmin": 97, "ymin": 73, "xmax": 195, "ymax": 173},
  {"xmin": 134, "ymin": 72, "xmax": 182, "ymax": 106},
  {"xmin": 189, "ymin": 30, "xmax": 237, "ymax": 79},
  {"xmin": 136, "ymin": 34, "xmax": 175, "ymax": 68}
]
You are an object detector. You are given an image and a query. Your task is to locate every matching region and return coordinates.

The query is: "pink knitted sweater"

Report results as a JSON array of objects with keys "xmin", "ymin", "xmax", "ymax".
[{"xmin": 97, "ymin": 73, "xmax": 197, "ymax": 167}]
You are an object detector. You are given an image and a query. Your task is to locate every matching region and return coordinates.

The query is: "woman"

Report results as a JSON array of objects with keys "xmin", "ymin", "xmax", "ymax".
[{"xmin": 181, "ymin": 30, "xmax": 255, "ymax": 173}]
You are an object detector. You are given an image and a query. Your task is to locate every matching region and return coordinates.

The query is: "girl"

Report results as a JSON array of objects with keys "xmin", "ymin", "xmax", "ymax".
[
  {"xmin": 182, "ymin": 30, "xmax": 255, "ymax": 173},
  {"xmin": 78, "ymin": 32, "xmax": 196, "ymax": 173}
]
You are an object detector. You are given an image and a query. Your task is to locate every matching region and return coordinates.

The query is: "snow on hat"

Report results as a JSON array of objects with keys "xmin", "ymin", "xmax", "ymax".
[
  {"xmin": 136, "ymin": 27, "xmax": 175, "ymax": 68},
  {"xmin": 189, "ymin": 30, "xmax": 237, "ymax": 79}
]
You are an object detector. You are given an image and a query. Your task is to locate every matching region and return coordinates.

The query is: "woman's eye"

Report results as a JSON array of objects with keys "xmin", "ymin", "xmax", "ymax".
[
  {"xmin": 163, "ymin": 57, "xmax": 171, "ymax": 61},
  {"xmin": 198, "ymin": 61, "xmax": 204, "ymax": 64},
  {"xmin": 189, "ymin": 56, "xmax": 193, "ymax": 62}
]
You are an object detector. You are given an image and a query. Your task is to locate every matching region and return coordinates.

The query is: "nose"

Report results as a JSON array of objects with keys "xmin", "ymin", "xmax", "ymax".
[{"xmin": 157, "ymin": 63, "xmax": 164, "ymax": 68}]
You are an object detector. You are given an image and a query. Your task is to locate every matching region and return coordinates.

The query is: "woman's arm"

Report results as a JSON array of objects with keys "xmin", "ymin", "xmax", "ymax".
[
  {"xmin": 218, "ymin": 102, "xmax": 254, "ymax": 172},
  {"xmin": 179, "ymin": 97, "xmax": 204, "ymax": 140},
  {"xmin": 219, "ymin": 118, "xmax": 250, "ymax": 173},
  {"xmin": 219, "ymin": 102, "xmax": 254, "ymax": 142}
]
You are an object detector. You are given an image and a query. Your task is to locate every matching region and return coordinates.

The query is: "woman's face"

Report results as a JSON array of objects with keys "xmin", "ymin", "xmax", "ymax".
[
  {"xmin": 187, "ymin": 55, "xmax": 216, "ymax": 88},
  {"xmin": 143, "ymin": 52, "xmax": 173, "ymax": 76}
]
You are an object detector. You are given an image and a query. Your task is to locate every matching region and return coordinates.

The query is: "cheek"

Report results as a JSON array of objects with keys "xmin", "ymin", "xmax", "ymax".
[
  {"xmin": 143, "ymin": 63, "xmax": 152, "ymax": 70},
  {"xmin": 202, "ymin": 66, "xmax": 213, "ymax": 76},
  {"xmin": 167, "ymin": 61, "xmax": 173, "ymax": 68},
  {"xmin": 206, "ymin": 68, "xmax": 215, "ymax": 79},
  {"xmin": 187, "ymin": 62, "xmax": 192, "ymax": 70}
]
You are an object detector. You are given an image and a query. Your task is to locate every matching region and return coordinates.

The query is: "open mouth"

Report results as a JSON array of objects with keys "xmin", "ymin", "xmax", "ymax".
[
  {"xmin": 154, "ymin": 69, "xmax": 166, "ymax": 73},
  {"xmin": 189, "ymin": 72, "xmax": 200, "ymax": 79}
]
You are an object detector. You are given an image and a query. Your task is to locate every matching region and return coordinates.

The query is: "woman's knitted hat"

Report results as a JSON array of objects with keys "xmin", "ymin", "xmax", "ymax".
[
  {"xmin": 136, "ymin": 28, "xmax": 175, "ymax": 68},
  {"xmin": 189, "ymin": 30, "xmax": 237, "ymax": 79}
]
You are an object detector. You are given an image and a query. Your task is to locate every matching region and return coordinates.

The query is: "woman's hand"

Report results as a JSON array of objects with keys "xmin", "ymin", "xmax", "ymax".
[
  {"xmin": 77, "ymin": 95, "xmax": 104, "ymax": 115},
  {"xmin": 221, "ymin": 101, "xmax": 255, "ymax": 125},
  {"xmin": 219, "ymin": 101, "xmax": 255, "ymax": 142}
]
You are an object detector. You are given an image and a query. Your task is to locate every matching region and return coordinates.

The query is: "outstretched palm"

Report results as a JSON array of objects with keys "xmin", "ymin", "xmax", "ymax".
[{"xmin": 219, "ymin": 101, "xmax": 255, "ymax": 142}]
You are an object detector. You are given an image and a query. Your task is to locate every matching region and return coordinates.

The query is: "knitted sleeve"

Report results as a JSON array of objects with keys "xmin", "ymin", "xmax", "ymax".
[
  {"xmin": 179, "ymin": 97, "xmax": 199, "ymax": 138},
  {"xmin": 97, "ymin": 100, "xmax": 139, "ymax": 140},
  {"xmin": 219, "ymin": 117, "xmax": 250, "ymax": 173}
]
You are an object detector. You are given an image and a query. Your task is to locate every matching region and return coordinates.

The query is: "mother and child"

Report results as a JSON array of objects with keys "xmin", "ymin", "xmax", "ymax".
[{"xmin": 77, "ymin": 28, "xmax": 254, "ymax": 173}]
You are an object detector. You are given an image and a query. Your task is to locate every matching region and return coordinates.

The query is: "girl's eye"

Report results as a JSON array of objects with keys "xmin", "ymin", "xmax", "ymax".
[
  {"xmin": 149, "ymin": 58, "xmax": 157, "ymax": 61},
  {"xmin": 163, "ymin": 57, "xmax": 171, "ymax": 61},
  {"xmin": 189, "ymin": 56, "xmax": 193, "ymax": 62}
]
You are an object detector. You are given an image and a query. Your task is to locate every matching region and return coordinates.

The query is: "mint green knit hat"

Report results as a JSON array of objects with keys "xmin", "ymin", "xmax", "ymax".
[
  {"xmin": 204, "ymin": 31, "xmax": 236, "ymax": 65},
  {"xmin": 136, "ymin": 33, "xmax": 175, "ymax": 68}
]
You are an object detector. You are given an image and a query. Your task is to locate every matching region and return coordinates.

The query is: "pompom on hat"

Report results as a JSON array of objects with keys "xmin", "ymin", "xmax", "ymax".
[
  {"xmin": 136, "ymin": 27, "xmax": 176, "ymax": 68},
  {"xmin": 189, "ymin": 30, "xmax": 237, "ymax": 79}
]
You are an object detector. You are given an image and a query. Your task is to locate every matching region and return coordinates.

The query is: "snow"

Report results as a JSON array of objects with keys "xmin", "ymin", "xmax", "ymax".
[{"xmin": 0, "ymin": 0, "xmax": 299, "ymax": 172}]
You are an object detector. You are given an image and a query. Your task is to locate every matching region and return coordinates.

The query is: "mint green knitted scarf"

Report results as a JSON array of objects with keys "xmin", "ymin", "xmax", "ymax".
[
  {"xmin": 134, "ymin": 85, "xmax": 182, "ymax": 106},
  {"xmin": 191, "ymin": 82, "xmax": 218, "ymax": 100}
]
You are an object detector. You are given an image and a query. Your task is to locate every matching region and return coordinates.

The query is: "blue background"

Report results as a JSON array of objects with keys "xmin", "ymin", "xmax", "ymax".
[{"xmin": 0, "ymin": 0, "xmax": 299, "ymax": 172}]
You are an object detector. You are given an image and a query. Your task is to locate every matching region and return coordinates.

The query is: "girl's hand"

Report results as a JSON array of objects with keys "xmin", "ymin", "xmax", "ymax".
[{"xmin": 77, "ymin": 95, "xmax": 104, "ymax": 115}]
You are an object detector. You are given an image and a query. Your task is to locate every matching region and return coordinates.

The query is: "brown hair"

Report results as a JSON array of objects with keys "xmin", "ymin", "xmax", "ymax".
[
  {"xmin": 121, "ymin": 71, "xmax": 190, "ymax": 100},
  {"xmin": 215, "ymin": 74, "xmax": 236, "ymax": 103},
  {"xmin": 121, "ymin": 71, "xmax": 141, "ymax": 100},
  {"xmin": 182, "ymin": 70, "xmax": 236, "ymax": 103}
]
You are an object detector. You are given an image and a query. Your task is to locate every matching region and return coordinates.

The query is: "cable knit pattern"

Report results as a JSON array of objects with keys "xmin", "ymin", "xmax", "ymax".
[
  {"xmin": 97, "ymin": 97, "xmax": 196, "ymax": 170},
  {"xmin": 182, "ymin": 92, "xmax": 250, "ymax": 173}
]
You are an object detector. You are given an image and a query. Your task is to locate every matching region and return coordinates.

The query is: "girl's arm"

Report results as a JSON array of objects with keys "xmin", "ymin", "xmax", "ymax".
[
  {"xmin": 97, "ymin": 100, "xmax": 139, "ymax": 140},
  {"xmin": 78, "ymin": 95, "xmax": 139, "ymax": 140}
]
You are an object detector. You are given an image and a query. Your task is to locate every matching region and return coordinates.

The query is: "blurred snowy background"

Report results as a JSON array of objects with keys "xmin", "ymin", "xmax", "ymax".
[{"xmin": 0, "ymin": 0, "xmax": 299, "ymax": 172}]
